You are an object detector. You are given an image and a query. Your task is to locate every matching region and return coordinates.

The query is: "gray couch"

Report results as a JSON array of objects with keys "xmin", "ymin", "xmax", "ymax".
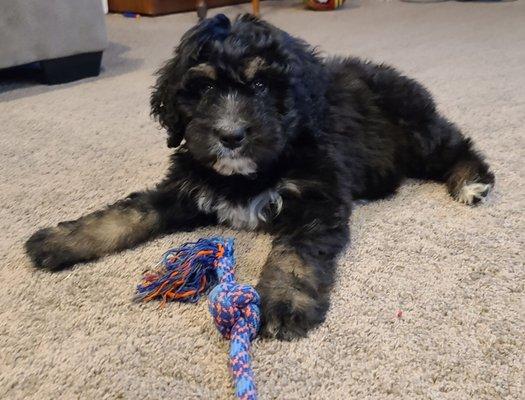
[{"xmin": 0, "ymin": 0, "xmax": 108, "ymax": 84}]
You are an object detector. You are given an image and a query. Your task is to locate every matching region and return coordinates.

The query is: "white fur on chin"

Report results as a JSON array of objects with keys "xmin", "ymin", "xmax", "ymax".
[{"xmin": 213, "ymin": 156, "xmax": 257, "ymax": 176}]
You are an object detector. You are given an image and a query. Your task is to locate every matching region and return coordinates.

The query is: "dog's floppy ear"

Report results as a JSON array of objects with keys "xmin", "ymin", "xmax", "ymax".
[{"xmin": 150, "ymin": 14, "xmax": 231, "ymax": 148}]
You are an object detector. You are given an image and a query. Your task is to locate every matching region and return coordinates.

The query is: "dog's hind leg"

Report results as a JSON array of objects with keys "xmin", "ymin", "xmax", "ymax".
[
  {"xmin": 25, "ymin": 188, "xmax": 210, "ymax": 270},
  {"xmin": 358, "ymin": 61, "xmax": 495, "ymax": 204},
  {"xmin": 405, "ymin": 115, "xmax": 495, "ymax": 205}
]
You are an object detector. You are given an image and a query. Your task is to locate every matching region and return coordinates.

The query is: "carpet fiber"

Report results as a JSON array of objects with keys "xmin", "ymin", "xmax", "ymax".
[{"xmin": 1, "ymin": 1, "xmax": 523, "ymax": 399}]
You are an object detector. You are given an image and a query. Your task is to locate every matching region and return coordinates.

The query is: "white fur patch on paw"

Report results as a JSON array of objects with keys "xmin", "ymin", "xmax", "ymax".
[{"xmin": 456, "ymin": 182, "xmax": 492, "ymax": 205}]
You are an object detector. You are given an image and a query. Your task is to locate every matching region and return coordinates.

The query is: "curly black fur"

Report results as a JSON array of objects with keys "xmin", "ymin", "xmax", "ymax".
[{"xmin": 26, "ymin": 14, "xmax": 494, "ymax": 340}]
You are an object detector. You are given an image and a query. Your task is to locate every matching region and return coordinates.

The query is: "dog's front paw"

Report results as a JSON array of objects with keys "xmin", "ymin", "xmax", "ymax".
[
  {"xmin": 25, "ymin": 225, "xmax": 79, "ymax": 270},
  {"xmin": 257, "ymin": 284, "xmax": 328, "ymax": 341}
]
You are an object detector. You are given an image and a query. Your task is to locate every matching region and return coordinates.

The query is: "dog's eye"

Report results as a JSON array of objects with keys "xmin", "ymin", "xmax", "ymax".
[
  {"xmin": 251, "ymin": 79, "xmax": 266, "ymax": 91},
  {"xmin": 186, "ymin": 79, "xmax": 215, "ymax": 96},
  {"xmin": 202, "ymin": 82, "xmax": 216, "ymax": 93}
]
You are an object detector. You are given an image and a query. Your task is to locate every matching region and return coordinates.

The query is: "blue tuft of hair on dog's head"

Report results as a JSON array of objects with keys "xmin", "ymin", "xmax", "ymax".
[{"xmin": 198, "ymin": 14, "xmax": 231, "ymax": 44}]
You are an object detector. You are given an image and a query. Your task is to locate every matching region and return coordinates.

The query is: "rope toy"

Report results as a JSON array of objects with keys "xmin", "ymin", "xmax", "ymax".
[{"xmin": 135, "ymin": 237, "xmax": 261, "ymax": 400}]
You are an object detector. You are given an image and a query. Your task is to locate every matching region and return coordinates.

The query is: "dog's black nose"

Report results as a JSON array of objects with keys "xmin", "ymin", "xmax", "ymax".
[{"xmin": 218, "ymin": 128, "xmax": 246, "ymax": 149}]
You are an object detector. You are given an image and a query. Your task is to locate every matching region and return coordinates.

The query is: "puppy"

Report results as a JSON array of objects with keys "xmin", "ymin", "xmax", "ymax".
[{"xmin": 26, "ymin": 14, "xmax": 494, "ymax": 340}]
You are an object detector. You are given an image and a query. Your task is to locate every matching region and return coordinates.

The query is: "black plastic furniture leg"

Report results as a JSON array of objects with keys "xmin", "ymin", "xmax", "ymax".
[{"xmin": 41, "ymin": 51, "xmax": 103, "ymax": 85}]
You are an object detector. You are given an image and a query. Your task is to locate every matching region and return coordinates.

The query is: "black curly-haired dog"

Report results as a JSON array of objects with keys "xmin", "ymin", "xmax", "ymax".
[{"xmin": 26, "ymin": 14, "xmax": 494, "ymax": 340}]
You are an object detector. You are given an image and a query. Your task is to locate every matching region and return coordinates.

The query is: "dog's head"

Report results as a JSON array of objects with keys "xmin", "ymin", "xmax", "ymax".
[{"xmin": 151, "ymin": 14, "xmax": 326, "ymax": 176}]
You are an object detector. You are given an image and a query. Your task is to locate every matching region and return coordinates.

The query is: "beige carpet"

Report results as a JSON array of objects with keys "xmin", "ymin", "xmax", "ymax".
[{"xmin": 1, "ymin": 1, "xmax": 524, "ymax": 399}]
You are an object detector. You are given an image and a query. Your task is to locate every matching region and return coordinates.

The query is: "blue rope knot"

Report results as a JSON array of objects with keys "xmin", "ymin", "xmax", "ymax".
[{"xmin": 208, "ymin": 282, "xmax": 261, "ymax": 341}]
